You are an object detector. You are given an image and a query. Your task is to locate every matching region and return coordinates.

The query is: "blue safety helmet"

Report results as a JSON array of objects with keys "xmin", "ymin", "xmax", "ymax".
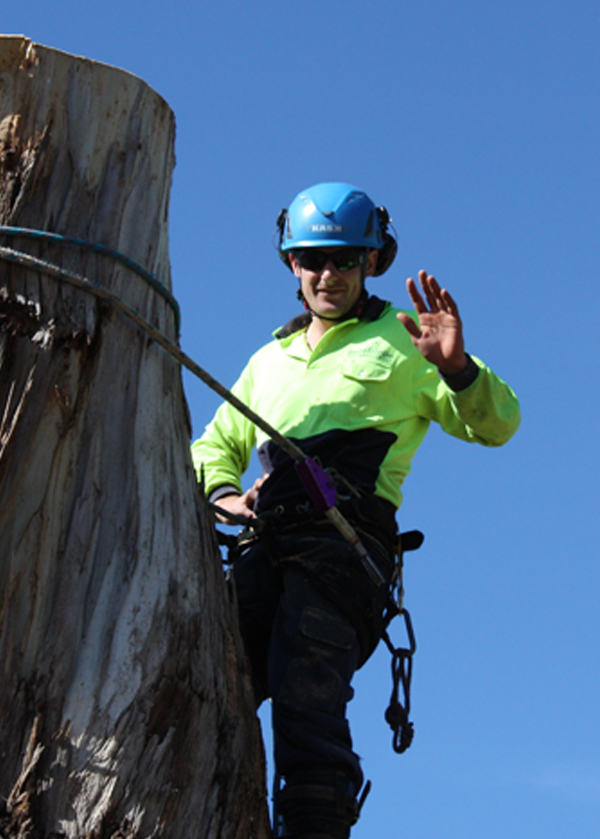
[{"xmin": 276, "ymin": 182, "xmax": 397, "ymax": 276}]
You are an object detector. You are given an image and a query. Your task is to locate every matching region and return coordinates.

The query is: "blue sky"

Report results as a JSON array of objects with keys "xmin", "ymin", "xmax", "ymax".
[{"xmin": 3, "ymin": 2, "xmax": 600, "ymax": 837}]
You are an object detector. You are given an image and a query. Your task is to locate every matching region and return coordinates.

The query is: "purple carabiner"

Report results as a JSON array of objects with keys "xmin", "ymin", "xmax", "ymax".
[{"xmin": 295, "ymin": 457, "xmax": 337, "ymax": 512}]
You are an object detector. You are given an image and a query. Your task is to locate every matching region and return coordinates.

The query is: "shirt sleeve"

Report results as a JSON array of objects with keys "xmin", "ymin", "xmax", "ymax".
[
  {"xmin": 190, "ymin": 361, "xmax": 257, "ymax": 496},
  {"xmin": 413, "ymin": 354, "xmax": 521, "ymax": 446}
]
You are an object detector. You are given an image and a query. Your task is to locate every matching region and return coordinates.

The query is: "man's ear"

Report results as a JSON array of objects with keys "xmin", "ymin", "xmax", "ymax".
[
  {"xmin": 288, "ymin": 252, "xmax": 302, "ymax": 278},
  {"xmin": 365, "ymin": 249, "xmax": 379, "ymax": 277}
]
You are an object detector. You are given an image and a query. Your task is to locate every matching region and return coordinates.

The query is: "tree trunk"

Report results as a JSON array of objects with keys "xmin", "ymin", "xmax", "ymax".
[{"xmin": 0, "ymin": 36, "xmax": 269, "ymax": 839}]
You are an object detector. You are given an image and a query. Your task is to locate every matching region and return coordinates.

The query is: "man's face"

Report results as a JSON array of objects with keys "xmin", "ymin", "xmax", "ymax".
[{"xmin": 289, "ymin": 247, "xmax": 379, "ymax": 322}]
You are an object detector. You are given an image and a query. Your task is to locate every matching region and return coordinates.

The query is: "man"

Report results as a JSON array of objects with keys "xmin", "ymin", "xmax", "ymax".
[{"xmin": 192, "ymin": 182, "xmax": 520, "ymax": 838}]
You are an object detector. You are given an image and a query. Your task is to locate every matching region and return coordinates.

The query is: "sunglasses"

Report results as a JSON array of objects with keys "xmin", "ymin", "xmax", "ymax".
[{"xmin": 293, "ymin": 248, "xmax": 366, "ymax": 273}]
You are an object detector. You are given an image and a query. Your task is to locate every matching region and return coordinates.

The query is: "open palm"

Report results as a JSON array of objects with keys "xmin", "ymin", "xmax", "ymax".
[{"xmin": 397, "ymin": 270, "xmax": 467, "ymax": 376}]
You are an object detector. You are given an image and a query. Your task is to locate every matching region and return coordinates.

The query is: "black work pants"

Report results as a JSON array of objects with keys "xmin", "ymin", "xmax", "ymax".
[{"xmin": 232, "ymin": 525, "xmax": 394, "ymax": 791}]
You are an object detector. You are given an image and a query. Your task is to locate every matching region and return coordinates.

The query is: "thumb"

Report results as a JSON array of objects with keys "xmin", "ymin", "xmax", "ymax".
[{"xmin": 397, "ymin": 311, "xmax": 421, "ymax": 339}]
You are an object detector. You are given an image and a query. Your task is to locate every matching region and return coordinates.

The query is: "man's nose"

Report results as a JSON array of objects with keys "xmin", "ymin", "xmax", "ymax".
[
  {"xmin": 319, "ymin": 266, "xmax": 338, "ymax": 287},
  {"xmin": 320, "ymin": 260, "xmax": 337, "ymax": 278}
]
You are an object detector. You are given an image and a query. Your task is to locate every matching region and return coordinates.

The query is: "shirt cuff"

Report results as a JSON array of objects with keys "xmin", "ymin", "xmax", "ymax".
[
  {"xmin": 208, "ymin": 485, "xmax": 242, "ymax": 505},
  {"xmin": 439, "ymin": 353, "xmax": 479, "ymax": 392}
]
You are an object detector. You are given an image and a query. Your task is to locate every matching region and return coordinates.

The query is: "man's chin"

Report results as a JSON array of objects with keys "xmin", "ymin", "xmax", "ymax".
[
  {"xmin": 312, "ymin": 305, "xmax": 346, "ymax": 321},
  {"xmin": 311, "ymin": 295, "xmax": 351, "ymax": 318}
]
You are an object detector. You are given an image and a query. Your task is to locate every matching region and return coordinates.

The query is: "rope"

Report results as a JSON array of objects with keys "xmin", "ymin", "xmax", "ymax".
[
  {"xmin": 0, "ymin": 239, "xmax": 385, "ymax": 586},
  {"xmin": 0, "ymin": 226, "xmax": 181, "ymax": 335}
]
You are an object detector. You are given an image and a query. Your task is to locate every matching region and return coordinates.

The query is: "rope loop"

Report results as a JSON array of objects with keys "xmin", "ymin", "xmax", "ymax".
[{"xmin": 0, "ymin": 225, "xmax": 181, "ymax": 335}]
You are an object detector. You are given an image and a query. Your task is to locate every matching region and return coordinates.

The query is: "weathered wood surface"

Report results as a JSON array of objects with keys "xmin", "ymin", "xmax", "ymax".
[{"xmin": 0, "ymin": 36, "xmax": 269, "ymax": 839}]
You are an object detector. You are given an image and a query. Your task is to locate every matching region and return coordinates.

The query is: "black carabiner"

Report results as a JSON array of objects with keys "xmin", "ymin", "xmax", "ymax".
[{"xmin": 383, "ymin": 607, "xmax": 417, "ymax": 754}]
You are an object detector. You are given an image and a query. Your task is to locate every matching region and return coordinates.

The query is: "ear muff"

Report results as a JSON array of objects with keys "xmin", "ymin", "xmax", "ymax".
[
  {"xmin": 275, "ymin": 208, "xmax": 295, "ymax": 270},
  {"xmin": 373, "ymin": 206, "xmax": 398, "ymax": 276}
]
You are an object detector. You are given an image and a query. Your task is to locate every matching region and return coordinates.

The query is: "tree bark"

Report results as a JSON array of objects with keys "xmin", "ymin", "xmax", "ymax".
[{"xmin": 0, "ymin": 36, "xmax": 269, "ymax": 839}]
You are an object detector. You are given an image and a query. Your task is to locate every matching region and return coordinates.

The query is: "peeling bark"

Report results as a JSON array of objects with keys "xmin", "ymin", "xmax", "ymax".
[{"xmin": 0, "ymin": 36, "xmax": 269, "ymax": 839}]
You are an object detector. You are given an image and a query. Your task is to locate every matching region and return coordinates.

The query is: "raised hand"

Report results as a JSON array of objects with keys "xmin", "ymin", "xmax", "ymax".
[{"xmin": 397, "ymin": 270, "xmax": 468, "ymax": 376}]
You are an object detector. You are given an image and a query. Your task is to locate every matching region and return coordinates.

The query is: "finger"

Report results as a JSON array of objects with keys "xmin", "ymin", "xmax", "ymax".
[
  {"xmin": 419, "ymin": 271, "xmax": 439, "ymax": 312},
  {"xmin": 419, "ymin": 272, "xmax": 442, "ymax": 311},
  {"xmin": 240, "ymin": 496, "xmax": 258, "ymax": 518},
  {"xmin": 440, "ymin": 287, "xmax": 461, "ymax": 317},
  {"xmin": 406, "ymin": 277, "xmax": 427, "ymax": 313}
]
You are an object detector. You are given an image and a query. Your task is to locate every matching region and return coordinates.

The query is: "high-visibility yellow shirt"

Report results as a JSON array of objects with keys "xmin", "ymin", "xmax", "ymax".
[{"xmin": 191, "ymin": 299, "xmax": 520, "ymax": 512}]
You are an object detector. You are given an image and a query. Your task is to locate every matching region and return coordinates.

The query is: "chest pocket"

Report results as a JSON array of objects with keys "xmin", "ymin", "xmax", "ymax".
[
  {"xmin": 339, "ymin": 358, "xmax": 394, "ymax": 424},
  {"xmin": 341, "ymin": 357, "xmax": 392, "ymax": 384}
]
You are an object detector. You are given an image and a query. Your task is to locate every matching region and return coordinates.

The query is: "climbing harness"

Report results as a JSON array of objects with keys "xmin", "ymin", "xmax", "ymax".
[{"xmin": 214, "ymin": 496, "xmax": 422, "ymax": 760}]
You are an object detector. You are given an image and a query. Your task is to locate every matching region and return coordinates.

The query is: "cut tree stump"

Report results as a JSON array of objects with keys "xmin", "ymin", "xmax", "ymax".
[{"xmin": 0, "ymin": 35, "xmax": 269, "ymax": 839}]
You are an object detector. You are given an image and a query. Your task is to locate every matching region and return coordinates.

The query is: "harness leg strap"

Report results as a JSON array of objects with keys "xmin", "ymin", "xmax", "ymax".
[{"xmin": 276, "ymin": 767, "xmax": 364, "ymax": 839}]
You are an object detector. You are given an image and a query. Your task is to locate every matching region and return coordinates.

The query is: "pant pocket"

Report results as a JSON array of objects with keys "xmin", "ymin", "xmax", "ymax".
[{"xmin": 276, "ymin": 606, "xmax": 358, "ymax": 715}]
